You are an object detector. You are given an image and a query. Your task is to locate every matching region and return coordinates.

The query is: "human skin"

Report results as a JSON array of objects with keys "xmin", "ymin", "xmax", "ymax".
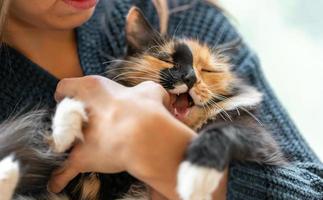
[
  {"xmin": 4, "ymin": 0, "xmax": 94, "ymax": 78},
  {"xmin": 48, "ymin": 76, "xmax": 196, "ymax": 199},
  {"xmin": 3, "ymin": 0, "xmax": 227, "ymax": 199},
  {"xmin": 48, "ymin": 76, "xmax": 227, "ymax": 200}
]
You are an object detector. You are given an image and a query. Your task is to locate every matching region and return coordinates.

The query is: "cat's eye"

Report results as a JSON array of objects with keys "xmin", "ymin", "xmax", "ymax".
[
  {"xmin": 161, "ymin": 59, "xmax": 174, "ymax": 64},
  {"xmin": 155, "ymin": 53, "xmax": 173, "ymax": 64},
  {"xmin": 201, "ymin": 69, "xmax": 223, "ymax": 73}
]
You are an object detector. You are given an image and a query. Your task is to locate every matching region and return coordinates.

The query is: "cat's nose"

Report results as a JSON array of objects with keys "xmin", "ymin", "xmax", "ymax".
[{"xmin": 182, "ymin": 69, "xmax": 197, "ymax": 89}]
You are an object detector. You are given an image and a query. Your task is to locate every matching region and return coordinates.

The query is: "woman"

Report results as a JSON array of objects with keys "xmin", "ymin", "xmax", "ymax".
[{"xmin": 0, "ymin": 0, "xmax": 322, "ymax": 199}]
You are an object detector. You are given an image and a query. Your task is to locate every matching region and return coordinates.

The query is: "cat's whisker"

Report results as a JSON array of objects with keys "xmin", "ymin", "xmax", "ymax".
[
  {"xmin": 167, "ymin": 68, "xmax": 176, "ymax": 79},
  {"xmin": 238, "ymin": 107, "xmax": 264, "ymax": 126},
  {"xmin": 201, "ymin": 104, "xmax": 208, "ymax": 116},
  {"xmin": 236, "ymin": 107, "xmax": 241, "ymax": 116},
  {"xmin": 112, "ymin": 72, "xmax": 161, "ymax": 82},
  {"xmin": 208, "ymin": 98, "xmax": 232, "ymax": 121},
  {"xmin": 205, "ymin": 102, "xmax": 213, "ymax": 115},
  {"xmin": 107, "ymin": 66, "xmax": 161, "ymax": 77},
  {"xmin": 171, "ymin": 17, "xmax": 185, "ymax": 41},
  {"xmin": 203, "ymin": 101, "xmax": 227, "ymax": 121},
  {"xmin": 144, "ymin": 45, "xmax": 162, "ymax": 54},
  {"xmin": 104, "ymin": 60, "xmax": 167, "ymax": 76},
  {"xmin": 150, "ymin": 31, "xmax": 167, "ymax": 47},
  {"xmin": 211, "ymin": 37, "xmax": 242, "ymax": 55},
  {"xmin": 120, "ymin": 64, "xmax": 165, "ymax": 74},
  {"xmin": 114, "ymin": 77, "xmax": 157, "ymax": 83},
  {"xmin": 216, "ymin": 103, "xmax": 232, "ymax": 121},
  {"xmin": 208, "ymin": 92, "xmax": 229, "ymax": 102},
  {"xmin": 117, "ymin": 70, "xmax": 169, "ymax": 83},
  {"xmin": 124, "ymin": 70, "xmax": 161, "ymax": 78},
  {"xmin": 114, "ymin": 76, "xmax": 161, "ymax": 84},
  {"xmin": 104, "ymin": 65, "xmax": 158, "ymax": 76},
  {"xmin": 112, "ymin": 72, "xmax": 160, "ymax": 80},
  {"xmin": 103, "ymin": 59, "xmax": 140, "ymax": 66},
  {"xmin": 218, "ymin": 111, "xmax": 227, "ymax": 121}
]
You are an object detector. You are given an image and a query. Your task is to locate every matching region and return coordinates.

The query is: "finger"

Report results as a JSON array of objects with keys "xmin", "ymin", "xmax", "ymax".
[
  {"xmin": 47, "ymin": 166, "xmax": 79, "ymax": 193},
  {"xmin": 54, "ymin": 77, "xmax": 83, "ymax": 102},
  {"xmin": 55, "ymin": 76, "xmax": 125, "ymax": 102},
  {"xmin": 135, "ymin": 81, "xmax": 170, "ymax": 107}
]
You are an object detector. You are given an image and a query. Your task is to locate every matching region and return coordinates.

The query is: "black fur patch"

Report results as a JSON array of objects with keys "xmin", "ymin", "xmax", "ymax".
[
  {"xmin": 185, "ymin": 111, "xmax": 285, "ymax": 171},
  {"xmin": 0, "ymin": 111, "xmax": 66, "ymax": 196},
  {"xmin": 160, "ymin": 42, "xmax": 197, "ymax": 89}
]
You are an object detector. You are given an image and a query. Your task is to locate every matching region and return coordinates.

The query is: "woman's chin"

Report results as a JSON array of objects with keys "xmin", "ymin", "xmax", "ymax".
[{"xmin": 49, "ymin": 8, "xmax": 95, "ymax": 29}]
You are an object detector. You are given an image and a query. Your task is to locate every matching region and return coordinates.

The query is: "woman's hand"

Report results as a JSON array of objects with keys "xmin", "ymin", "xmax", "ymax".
[{"xmin": 48, "ymin": 75, "xmax": 196, "ymax": 199}]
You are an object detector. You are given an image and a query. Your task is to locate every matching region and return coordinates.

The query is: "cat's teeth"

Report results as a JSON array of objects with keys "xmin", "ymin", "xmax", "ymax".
[
  {"xmin": 174, "ymin": 108, "xmax": 180, "ymax": 117},
  {"xmin": 175, "ymin": 108, "xmax": 181, "ymax": 114}
]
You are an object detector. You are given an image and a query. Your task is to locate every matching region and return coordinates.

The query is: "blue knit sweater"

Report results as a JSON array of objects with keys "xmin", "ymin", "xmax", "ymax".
[{"xmin": 0, "ymin": 0, "xmax": 322, "ymax": 199}]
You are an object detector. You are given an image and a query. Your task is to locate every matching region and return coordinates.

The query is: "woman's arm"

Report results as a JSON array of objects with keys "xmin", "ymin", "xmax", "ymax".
[{"xmin": 48, "ymin": 76, "xmax": 198, "ymax": 199}]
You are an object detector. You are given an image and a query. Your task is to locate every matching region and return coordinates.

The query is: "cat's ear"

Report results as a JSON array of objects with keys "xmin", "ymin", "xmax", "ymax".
[
  {"xmin": 222, "ymin": 82, "xmax": 263, "ymax": 111},
  {"xmin": 126, "ymin": 7, "xmax": 161, "ymax": 53}
]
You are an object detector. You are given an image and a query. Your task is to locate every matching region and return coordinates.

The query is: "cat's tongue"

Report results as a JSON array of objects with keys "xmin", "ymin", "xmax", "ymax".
[{"xmin": 173, "ymin": 93, "xmax": 190, "ymax": 120}]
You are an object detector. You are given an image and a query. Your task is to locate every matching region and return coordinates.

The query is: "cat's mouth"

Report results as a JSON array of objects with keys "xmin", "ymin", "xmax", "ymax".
[{"xmin": 170, "ymin": 93, "xmax": 194, "ymax": 120}]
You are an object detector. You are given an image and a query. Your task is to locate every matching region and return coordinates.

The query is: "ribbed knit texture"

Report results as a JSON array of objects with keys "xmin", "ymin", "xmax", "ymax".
[{"xmin": 1, "ymin": 0, "xmax": 322, "ymax": 199}]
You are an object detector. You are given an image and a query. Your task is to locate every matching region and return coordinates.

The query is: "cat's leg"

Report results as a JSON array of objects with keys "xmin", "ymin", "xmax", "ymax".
[
  {"xmin": 52, "ymin": 98, "xmax": 88, "ymax": 153},
  {"xmin": 177, "ymin": 129, "xmax": 226, "ymax": 200},
  {"xmin": 0, "ymin": 155, "xmax": 20, "ymax": 200},
  {"xmin": 177, "ymin": 122, "xmax": 284, "ymax": 200}
]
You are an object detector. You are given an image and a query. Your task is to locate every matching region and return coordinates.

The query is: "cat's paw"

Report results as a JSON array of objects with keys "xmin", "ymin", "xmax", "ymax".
[
  {"xmin": 0, "ymin": 155, "xmax": 20, "ymax": 200},
  {"xmin": 177, "ymin": 161, "xmax": 223, "ymax": 200},
  {"xmin": 52, "ymin": 98, "xmax": 88, "ymax": 153}
]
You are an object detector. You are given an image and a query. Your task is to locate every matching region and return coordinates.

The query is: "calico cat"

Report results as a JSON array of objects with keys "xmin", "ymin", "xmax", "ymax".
[{"xmin": 0, "ymin": 6, "xmax": 285, "ymax": 200}]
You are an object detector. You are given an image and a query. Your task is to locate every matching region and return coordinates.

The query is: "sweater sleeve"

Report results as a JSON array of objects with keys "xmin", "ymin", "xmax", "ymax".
[{"xmin": 164, "ymin": 1, "xmax": 323, "ymax": 199}]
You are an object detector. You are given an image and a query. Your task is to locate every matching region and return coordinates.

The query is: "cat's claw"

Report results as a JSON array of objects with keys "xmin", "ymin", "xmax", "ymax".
[
  {"xmin": 177, "ymin": 161, "xmax": 223, "ymax": 200},
  {"xmin": 52, "ymin": 98, "xmax": 88, "ymax": 153},
  {"xmin": 0, "ymin": 155, "xmax": 20, "ymax": 200}
]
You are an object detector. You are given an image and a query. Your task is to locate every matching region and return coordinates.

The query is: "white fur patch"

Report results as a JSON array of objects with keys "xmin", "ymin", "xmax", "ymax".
[
  {"xmin": 169, "ymin": 84, "xmax": 188, "ymax": 95},
  {"xmin": 52, "ymin": 98, "xmax": 88, "ymax": 153},
  {"xmin": 0, "ymin": 155, "xmax": 20, "ymax": 200},
  {"xmin": 177, "ymin": 161, "xmax": 223, "ymax": 200},
  {"xmin": 223, "ymin": 85, "xmax": 262, "ymax": 111},
  {"xmin": 211, "ymin": 85, "xmax": 263, "ymax": 117}
]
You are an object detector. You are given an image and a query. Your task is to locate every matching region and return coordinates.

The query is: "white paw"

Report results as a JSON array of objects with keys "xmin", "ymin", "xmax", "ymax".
[
  {"xmin": 177, "ymin": 161, "xmax": 223, "ymax": 200},
  {"xmin": 0, "ymin": 155, "xmax": 20, "ymax": 200},
  {"xmin": 52, "ymin": 98, "xmax": 88, "ymax": 153}
]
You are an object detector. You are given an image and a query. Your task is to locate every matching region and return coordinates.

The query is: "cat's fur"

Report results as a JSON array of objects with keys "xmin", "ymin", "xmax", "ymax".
[{"xmin": 0, "ymin": 7, "xmax": 285, "ymax": 200}]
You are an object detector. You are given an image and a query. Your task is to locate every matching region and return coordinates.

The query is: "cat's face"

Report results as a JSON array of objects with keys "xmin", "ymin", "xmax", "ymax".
[{"xmin": 108, "ymin": 7, "xmax": 262, "ymax": 129}]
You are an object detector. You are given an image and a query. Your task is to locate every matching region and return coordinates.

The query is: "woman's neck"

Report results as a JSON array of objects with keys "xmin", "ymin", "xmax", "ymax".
[{"xmin": 4, "ymin": 15, "xmax": 83, "ymax": 79}]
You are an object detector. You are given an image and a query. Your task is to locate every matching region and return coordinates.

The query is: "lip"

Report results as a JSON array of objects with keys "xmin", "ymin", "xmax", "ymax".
[{"xmin": 63, "ymin": 0, "xmax": 98, "ymax": 10}]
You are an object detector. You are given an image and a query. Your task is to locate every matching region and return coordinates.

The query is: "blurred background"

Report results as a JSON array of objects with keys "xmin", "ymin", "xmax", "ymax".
[{"xmin": 219, "ymin": 0, "xmax": 323, "ymax": 160}]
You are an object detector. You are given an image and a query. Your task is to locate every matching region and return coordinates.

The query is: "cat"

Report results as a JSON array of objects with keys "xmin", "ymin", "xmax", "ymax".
[{"xmin": 0, "ymin": 6, "xmax": 285, "ymax": 200}]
